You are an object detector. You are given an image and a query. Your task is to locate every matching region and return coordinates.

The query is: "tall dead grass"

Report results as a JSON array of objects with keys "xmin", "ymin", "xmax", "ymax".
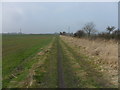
[
  {"xmin": 60, "ymin": 35, "xmax": 118, "ymax": 86},
  {"xmin": 61, "ymin": 35, "xmax": 118, "ymax": 68}
]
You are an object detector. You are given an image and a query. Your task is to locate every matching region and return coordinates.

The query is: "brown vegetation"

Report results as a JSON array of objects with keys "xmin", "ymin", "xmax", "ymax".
[{"xmin": 60, "ymin": 35, "xmax": 118, "ymax": 86}]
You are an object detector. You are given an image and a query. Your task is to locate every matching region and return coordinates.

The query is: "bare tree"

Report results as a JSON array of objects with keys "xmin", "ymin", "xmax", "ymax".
[{"xmin": 82, "ymin": 22, "xmax": 96, "ymax": 36}]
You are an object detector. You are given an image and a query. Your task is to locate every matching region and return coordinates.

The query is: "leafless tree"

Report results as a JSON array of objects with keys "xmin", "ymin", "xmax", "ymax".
[{"xmin": 82, "ymin": 22, "xmax": 96, "ymax": 36}]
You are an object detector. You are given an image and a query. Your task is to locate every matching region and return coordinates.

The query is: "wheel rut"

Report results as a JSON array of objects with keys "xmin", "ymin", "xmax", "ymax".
[{"xmin": 57, "ymin": 37, "xmax": 66, "ymax": 88}]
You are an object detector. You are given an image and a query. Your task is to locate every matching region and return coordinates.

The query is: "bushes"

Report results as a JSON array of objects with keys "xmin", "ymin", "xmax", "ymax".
[
  {"xmin": 73, "ymin": 24, "xmax": 119, "ymax": 40},
  {"xmin": 74, "ymin": 30, "xmax": 86, "ymax": 38},
  {"xmin": 96, "ymin": 29, "xmax": 120, "ymax": 40}
]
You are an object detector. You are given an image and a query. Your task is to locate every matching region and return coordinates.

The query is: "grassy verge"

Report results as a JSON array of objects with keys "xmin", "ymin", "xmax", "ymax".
[
  {"xmin": 60, "ymin": 38, "xmax": 114, "ymax": 88},
  {"xmin": 31, "ymin": 36, "xmax": 58, "ymax": 88}
]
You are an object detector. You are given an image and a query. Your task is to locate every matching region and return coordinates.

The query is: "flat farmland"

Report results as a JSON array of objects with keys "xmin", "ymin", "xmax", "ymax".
[
  {"xmin": 2, "ymin": 34, "xmax": 54, "ymax": 87},
  {"xmin": 2, "ymin": 35, "xmax": 118, "ymax": 88}
]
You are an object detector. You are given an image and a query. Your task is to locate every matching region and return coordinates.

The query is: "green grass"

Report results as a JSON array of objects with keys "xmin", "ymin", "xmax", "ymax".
[
  {"xmin": 2, "ymin": 34, "xmax": 54, "ymax": 87},
  {"xmin": 32, "ymin": 37, "xmax": 58, "ymax": 88}
]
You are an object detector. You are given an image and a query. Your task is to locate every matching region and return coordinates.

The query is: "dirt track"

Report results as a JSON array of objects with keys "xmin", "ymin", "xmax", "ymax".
[{"xmin": 57, "ymin": 38, "xmax": 66, "ymax": 88}]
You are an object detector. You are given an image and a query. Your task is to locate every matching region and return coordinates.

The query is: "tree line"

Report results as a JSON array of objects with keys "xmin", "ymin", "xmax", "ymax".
[{"xmin": 60, "ymin": 22, "xmax": 120, "ymax": 40}]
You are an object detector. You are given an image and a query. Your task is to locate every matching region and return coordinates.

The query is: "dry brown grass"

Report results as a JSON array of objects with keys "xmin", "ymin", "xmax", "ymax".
[
  {"xmin": 60, "ymin": 35, "xmax": 118, "ymax": 86},
  {"xmin": 61, "ymin": 35, "xmax": 118, "ymax": 67}
]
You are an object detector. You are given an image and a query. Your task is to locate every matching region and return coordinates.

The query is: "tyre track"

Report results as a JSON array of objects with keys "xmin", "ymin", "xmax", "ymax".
[{"xmin": 57, "ymin": 37, "xmax": 66, "ymax": 88}]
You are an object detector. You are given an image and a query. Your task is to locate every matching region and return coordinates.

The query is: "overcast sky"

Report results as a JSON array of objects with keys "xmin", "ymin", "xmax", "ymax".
[{"xmin": 2, "ymin": 2, "xmax": 118, "ymax": 34}]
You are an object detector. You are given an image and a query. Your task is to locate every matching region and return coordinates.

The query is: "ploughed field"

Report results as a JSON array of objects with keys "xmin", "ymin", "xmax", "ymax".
[{"xmin": 2, "ymin": 34, "xmax": 118, "ymax": 88}]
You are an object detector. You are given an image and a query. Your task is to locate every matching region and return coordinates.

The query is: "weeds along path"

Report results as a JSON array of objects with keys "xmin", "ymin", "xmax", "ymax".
[
  {"xmin": 60, "ymin": 36, "xmax": 118, "ymax": 87},
  {"xmin": 29, "ymin": 36, "xmax": 59, "ymax": 88},
  {"xmin": 60, "ymin": 37, "xmax": 116, "ymax": 88}
]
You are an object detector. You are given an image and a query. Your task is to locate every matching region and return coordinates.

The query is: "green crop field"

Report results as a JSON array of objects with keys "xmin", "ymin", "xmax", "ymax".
[{"xmin": 2, "ymin": 34, "xmax": 54, "ymax": 87}]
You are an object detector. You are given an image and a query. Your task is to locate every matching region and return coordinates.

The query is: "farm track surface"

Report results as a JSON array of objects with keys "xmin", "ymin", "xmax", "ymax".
[{"xmin": 57, "ymin": 37, "xmax": 66, "ymax": 88}]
